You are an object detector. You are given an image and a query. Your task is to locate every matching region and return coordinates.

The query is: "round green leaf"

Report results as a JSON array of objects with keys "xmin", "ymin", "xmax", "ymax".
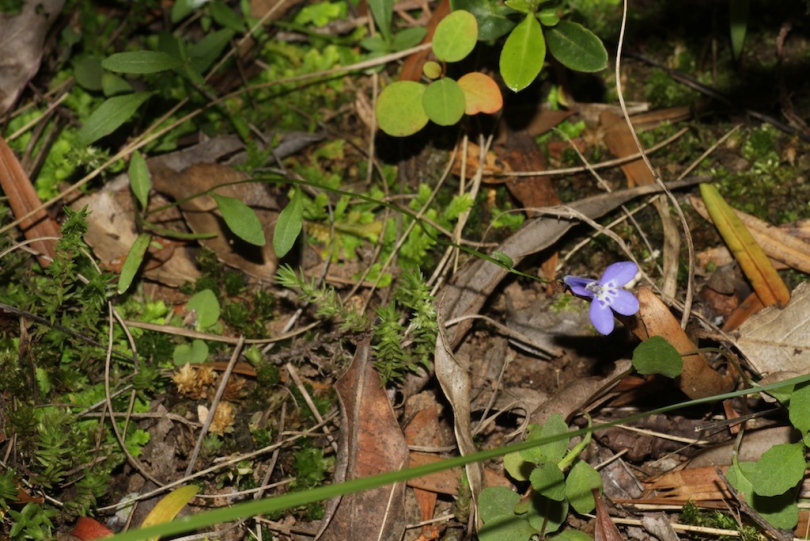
[
  {"xmin": 632, "ymin": 335, "xmax": 683, "ymax": 378},
  {"xmin": 173, "ymin": 339, "xmax": 209, "ymax": 365},
  {"xmin": 73, "ymin": 55, "xmax": 103, "ymax": 91},
  {"xmin": 564, "ymin": 461, "xmax": 602, "ymax": 514},
  {"xmin": 545, "ymin": 20, "xmax": 608, "ymax": 73},
  {"xmin": 423, "ymin": 61, "xmax": 443, "ymax": 80},
  {"xmin": 101, "ymin": 51, "xmax": 182, "ymax": 74},
  {"xmin": 451, "ymin": 0, "xmax": 517, "ymax": 42},
  {"xmin": 478, "ymin": 486, "xmax": 521, "ymax": 523},
  {"xmin": 211, "ymin": 193, "xmax": 266, "ymax": 246},
  {"xmin": 499, "ymin": 14, "xmax": 545, "ymax": 93},
  {"xmin": 530, "ymin": 462, "xmax": 566, "ymax": 501},
  {"xmin": 432, "ymin": 10, "xmax": 478, "ymax": 63},
  {"xmin": 422, "ymin": 78, "xmax": 466, "ymax": 126},
  {"xmin": 118, "ymin": 233, "xmax": 151, "ymax": 294},
  {"xmin": 186, "ymin": 289, "xmax": 220, "ymax": 330},
  {"xmin": 537, "ymin": 7, "xmax": 560, "ymax": 26},
  {"xmin": 273, "ymin": 186, "xmax": 304, "ymax": 257},
  {"xmin": 376, "ymin": 81, "xmax": 429, "ymax": 137},
  {"xmin": 749, "ymin": 442, "xmax": 805, "ymax": 497},
  {"xmin": 77, "ymin": 92, "xmax": 152, "ymax": 147}
]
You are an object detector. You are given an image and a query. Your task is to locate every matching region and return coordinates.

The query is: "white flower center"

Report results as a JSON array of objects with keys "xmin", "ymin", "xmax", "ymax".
[{"xmin": 586, "ymin": 281, "xmax": 618, "ymax": 306}]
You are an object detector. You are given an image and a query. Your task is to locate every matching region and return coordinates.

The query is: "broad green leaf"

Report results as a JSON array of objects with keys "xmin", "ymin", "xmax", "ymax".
[
  {"xmin": 504, "ymin": 0, "xmax": 531, "ymax": 14},
  {"xmin": 118, "ymin": 233, "xmax": 151, "ymax": 295},
  {"xmin": 273, "ymin": 186, "xmax": 304, "ymax": 257},
  {"xmin": 700, "ymin": 183, "xmax": 790, "ymax": 307},
  {"xmin": 529, "ymin": 462, "xmax": 565, "ymax": 501},
  {"xmin": 526, "ymin": 494, "xmax": 567, "ymax": 534},
  {"xmin": 102, "ymin": 51, "xmax": 182, "ymax": 74},
  {"xmin": 422, "ymin": 78, "xmax": 466, "ymax": 126},
  {"xmin": 391, "ymin": 27, "xmax": 427, "ymax": 52},
  {"xmin": 170, "ymin": 0, "xmax": 198, "ymax": 23},
  {"xmin": 140, "ymin": 485, "xmax": 200, "ymax": 539},
  {"xmin": 360, "ymin": 36, "xmax": 388, "ymax": 53},
  {"xmin": 129, "ymin": 151, "xmax": 151, "ymax": 211},
  {"xmin": 376, "ymin": 81, "xmax": 429, "ymax": 136},
  {"xmin": 457, "ymin": 72, "xmax": 502, "ymax": 114},
  {"xmin": 368, "ymin": 0, "xmax": 393, "ymax": 42},
  {"xmin": 632, "ymin": 335, "xmax": 683, "ymax": 378},
  {"xmin": 186, "ymin": 289, "xmax": 220, "ymax": 330},
  {"xmin": 432, "ymin": 10, "xmax": 478, "ymax": 63},
  {"xmin": 729, "ymin": 0, "xmax": 749, "ymax": 60},
  {"xmin": 749, "ymin": 442, "xmax": 805, "ymax": 496},
  {"xmin": 211, "ymin": 193, "xmax": 266, "ymax": 246},
  {"xmin": 500, "ymin": 14, "xmax": 545, "ymax": 93},
  {"xmin": 73, "ymin": 55, "xmax": 103, "ymax": 91},
  {"xmin": 564, "ymin": 461, "xmax": 602, "ymax": 514},
  {"xmin": 545, "ymin": 20, "xmax": 607, "ymax": 73},
  {"xmin": 77, "ymin": 92, "xmax": 152, "ymax": 147},
  {"xmin": 173, "ymin": 340, "xmax": 209, "ymax": 365},
  {"xmin": 478, "ymin": 515, "xmax": 537, "ymax": 541},
  {"xmin": 478, "ymin": 486, "xmax": 521, "ymax": 523},
  {"xmin": 519, "ymin": 414, "xmax": 569, "ymax": 464},
  {"xmin": 551, "ymin": 531, "xmax": 593, "ymax": 541},
  {"xmin": 423, "ymin": 61, "xmax": 443, "ymax": 80},
  {"xmin": 789, "ymin": 382, "xmax": 810, "ymax": 434},
  {"xmin": 189, "ymin": 29, "xmax": 235, "ymax": 74},
  {"xmin": 451, "ymin": 0, "xmax": 517, "ymax": 41},
  {"xmin": 504, "ymin": 449, "xmax": 532, "ymax": 481}
]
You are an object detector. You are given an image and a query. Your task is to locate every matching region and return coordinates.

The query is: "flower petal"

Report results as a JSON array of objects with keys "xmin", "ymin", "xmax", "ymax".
[
  {"xmin": 563, "ymin": 275, "xmax": 596, "ymax": 298},
  {"xmin": 589, "ymin": 298, "xmax": 615, "ymax": 335},
  {"xmin": 610, "ymin": 290, "xmax": 640, "ymax": 316},
  {"xmin": 600, "ymin": 261, "xmax": 638, "ymax": 287}
]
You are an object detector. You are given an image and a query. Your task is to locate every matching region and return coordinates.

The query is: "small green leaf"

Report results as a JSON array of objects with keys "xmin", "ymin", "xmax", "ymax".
[
  {"xmin": 478, "ymin": 486, "xmax": 522, "ymax": 523},
  {"xmin": 422, "ymin": 78, "xmax": 466, "ymax": 126},
  {"xmin": 73, "ymin": 55, "xmax": 103, "ymax": 91},
  {"xmin": 452, "ymin": 0, "xmax": 517, "ymax": 42},
  {"xmin": 545, "ymin": 20, "xmax": 607, "ymax": 73},
  {"xmin": 632, "ymin": 335, "xmax": 683, "ymax": 378},
  {"xmin": 526, "ymin": 494, "xmax": 567, "ymax": 534},
  {"xmin": 520, "ymin": 414, "xmax": 569, "ymax": 464},
  {"xmin": 392, "ymin": 27, "xmax": 427, "ymax": 52},
  {"xmin": 537, "ymin": 7, "xmax": 560, "ymax": 26},
  {"xmin": 729, "ymin": 0, "xmax": 749, "ymax": 60},
  {"xmin": 173, "ymin": 339, "xmax": 209, "ymax": 365},
  {"xmin": 376, "ymin": 81, "xmax": 429, "ymax": 136},
  {"xmin": 565, "ymin": 461, "xmax": 602, "ymax": 514},
  {"xmin": 101, "ymin": 73, "xmax": 133, "ymax": 96},
  {"xmin": 273, "ymin": 187, "xmax": 304, "ymax": 257},
  {"xmin": 129, "ymin": 151, "xmax": 151, "ymax": 211},
  {"xmin": 77, "ymin": 92, "xmax": 153, "ymax": 147},
  {"xmin": 749, "ymin": 442, "xmax": 805, "ymax": 496},
  {"xmin": 360, "ymin": 36, "xmax": 388, "ymax": 53},
  {"xmin": 423, "ymin": 61, "xmax": 443, "ymax": 80},
  {"xmin": 530, "ymin": 462, "xmax": 565, "ymax": 501},
  {"xmin": 102, "ymin": 51, "xmax": 182, "ymax": 74},
  {"xmin": 186, "ymin": 289, "xmax": 220, "ymax": 330},
  {"xmin": 551, "ymin": 531, "xmax": 593, "ymax": 541},
  {"xmin": 478, "ymin": 515, "xmax": 537, "ymax": 541},
  {"xmin": 500, "ymin": 14, "xmax": 545, "ymax": 93},
  {"xmin": 432, "ymin": 10, "xmax": 478, "ymax": 63},
  {"xmin": 789, "ymin": 382, "xmax": 810, "ymax": 434},
  {"xmin": 189, "ymin": 29, "xmax": 234, "ymax": 75},
  {"xmin": 211, "ymin": 193, "xmax": 266, "ymax": 246},
  {"xmin": 209, "ymin": 0, "xmax": 246, "ymax": 32},
  {"xmin": 368, "ymin": 0, "xmax": 393, "ymax": 42},
  {"xmin": 504, "ymin": 0, "xmax": 531, "ymax": 13},
  {"xmin": 118, "ymin": 233, "xmax": 151, "ymax": 294}
]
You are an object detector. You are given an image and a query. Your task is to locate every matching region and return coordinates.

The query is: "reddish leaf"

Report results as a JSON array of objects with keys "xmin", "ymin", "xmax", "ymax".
[
  {"xmin": 457, "ymin": 72, "xmax": 503, "ymax": 115},
  {"xmin": 72, "ymin": 517, "xmax": 113, "ymax": 540}
]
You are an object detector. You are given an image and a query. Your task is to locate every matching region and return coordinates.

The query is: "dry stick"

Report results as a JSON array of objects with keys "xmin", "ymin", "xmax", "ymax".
[
  {"xmin": 677, "ymin": 123, "xmax": 743, "ymax": 181},
  {"xmin": 184, "ymin": 336, "xmax": 246, "ymax": 478},
  {"xmin": 0, "ymin": 42, "xmax": 433, "ymax": 239},
  {"xmin": 615, "ymin": 0, "xmax": 696, "ymax": 329},
  {"xmin": 285, "ymin": 363, "xmax": 339, "ymax": 453}
]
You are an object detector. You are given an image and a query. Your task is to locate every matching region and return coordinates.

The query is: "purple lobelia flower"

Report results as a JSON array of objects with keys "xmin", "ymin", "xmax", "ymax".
[{"xmin": 563, "ymin": 261, "xmax": 640, "ymax": 335}]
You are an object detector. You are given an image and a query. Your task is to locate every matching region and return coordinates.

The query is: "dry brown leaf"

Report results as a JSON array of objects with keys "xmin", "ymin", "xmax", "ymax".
[
  {"xmin": 593, "ymin": 489, "xmax": 623, "ymax": 541},
  {"xmin": 0, "ymin": 135, "xmax": 59, "ymax": 266},
  {"xmin": 733, "ymin": 281, "xmax": 810, "ymax": 376},
  {"xmin": 320, "ymin": 336, "xmax": 410, "ymax": 541},
  {"xmin": 690, "ymin": 194, "xmax": 810, "ymax": 275},
  {"xmin": 630, "ymin": 287, "xmax": 736, "ymax": 399},
  {"xmin": 0, "ymin": 1, "xmax": 64, "ymax": 113}
]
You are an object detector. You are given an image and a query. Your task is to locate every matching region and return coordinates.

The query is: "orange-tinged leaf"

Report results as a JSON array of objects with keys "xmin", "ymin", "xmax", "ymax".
[
  {"xmin": 700, "ymin": 184, "xmax": 790, "ymax": 307},
  {"xmin": 457, "ymin": 72, "xmax": 503, "ymax": 115},
  {"xmin": 140, "ymin": 485, "xmax": 199, "ymax": 539}
]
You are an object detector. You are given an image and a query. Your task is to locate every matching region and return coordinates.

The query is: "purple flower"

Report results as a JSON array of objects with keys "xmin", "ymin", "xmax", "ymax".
[{"xmin": 563, "ymin": 261, "xmax": 640, "ymax": 335}]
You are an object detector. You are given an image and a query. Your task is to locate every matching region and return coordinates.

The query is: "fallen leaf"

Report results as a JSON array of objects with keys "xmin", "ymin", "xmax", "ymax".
[
  {"xmin": 140, "ymin": 485, "xmax": 199, "ymax": 539},
  {"xmin": 593, "ymin": 488, "xmax": 623, "ymax": 541},
  {"xmin": 699, "ymin": 183, "xmax": 790, "ymax": 307},
  {"xmin": 320, "ymin": 336, "xmax": 410, "ymax": 540},
  {"xmin": 630, "ymin": 287, "xmax": 736, "ymax": 399},
  {"xmin": 0, "ymin": 135, "xmax": 59, "ymax": 266},
  {"xmin": 0, "ymin": 0, "xmax": 65, "ymax": 113},
  {"xmin": 71, "ymin": 516, "xmax": 113, "ymax": 540},
  {"xmin": 457, "ymin": 72, "xmax": 502, "ymax": 115},
  {"xmin": 733, "ymin": 281, "xmax": 810, "ymax": 376}
]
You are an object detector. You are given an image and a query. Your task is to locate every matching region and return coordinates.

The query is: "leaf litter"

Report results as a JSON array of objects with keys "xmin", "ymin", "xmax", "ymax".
[{"xmin": 4, "ymin": 2, "xmax": 810, "ymax": 541}]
